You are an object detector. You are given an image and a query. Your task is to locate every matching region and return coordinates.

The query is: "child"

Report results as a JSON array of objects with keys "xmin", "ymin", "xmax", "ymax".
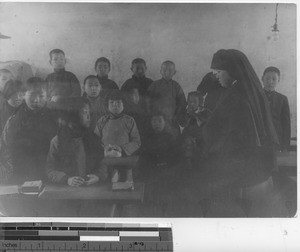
[
  {"xmin": 138, "ymin": 113, "xmax": 181, "ymax": 217},
  {"xmin": 262, "ymin": 66, "xmax": 291, "ymax": 151},
  {"xmin": 182, "ymin": 91, "xmax": 211, "ymax": 170},
  {"xmin": 0, "ymin": 80, "xmax": 25, "ymax": 133},
  {"xmin": 0, "ymin": 77, "xmax": 57, "ymax": 184},
  {"xmin": 124, "ymin": 88, "xmax": 150, "ymax": 143},
  {"xmin": 0, "ymin": 68, "xmax": 14, "ymax": 106},
  {"xmin": 82, "ymin": 75, "xmax": 107, "ymax": 131},
  {"xmin": 46, "ymin": 49, "xmax": 81, "ymax": 102},
  {"xmin": 140, "ymin": 113, "xmax": 178, "ymax": 168},
  {"xmin": 46, "ymin": 97, "xmax": 107, "ymax": 186},
  {"xmin": 148, "ymin": 60, "xmax": 187, "ymax": 138},
  {"xmin": 94, "ymin": 57, "xmax": 119, "ymax": 99},
  {"xmin": 121, "ymin": 58, "xmax": 153, "ymax": 112},
  {"xmin": 94, "ymin": 90, "xmax": 140, "ymax": 183}
]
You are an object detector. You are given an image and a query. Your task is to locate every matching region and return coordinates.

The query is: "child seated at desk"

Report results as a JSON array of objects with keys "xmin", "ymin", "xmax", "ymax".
[
  {"xmin": 0, "ymin": 77, "xmax": 56, "ymax": 184},
  {"xmin": 94, "ymin": 90, "xmax": 141, "ymax": 183},
  {"xmin": 46, "ymin": 97, "xmax": 107, "ymax": 186},
  {"xmin": 182, "ymin": 91, "xmax": 211, "ymax": 170}
]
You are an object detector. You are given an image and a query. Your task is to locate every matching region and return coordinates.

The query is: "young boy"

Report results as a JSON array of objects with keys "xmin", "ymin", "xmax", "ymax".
[
  {"xmin": 182, "ymin": 91, "xmax": 211, "ymax": 170},
  {"xmin": 121, "ymin": 58, "xmax": 153, "ymax": 111},
  {"xmin": 94, "ymin": 57, "xmax": 119, "ymax": 99},
  {"xmin": 0, "ymin": 80, "xmax": 25, "ymax": 133},
  {"xmin": 46, "ymin": 49, "xmax": 81, "ymax": 102},
  {"xmin": 124, "ymin": 88, "xmax": 149, "ymax": 143},
  {"xmin": 94, "ymin": 90, "xmax": 140, "ymax": 184},
  {"xmin": 148, "ymin": 61, "xmax": 187, "ymax": 138},
  {"xmin": 262, "ymin": 66, "xmax": 291, "ymax": 151},
  {"xmin": 0, "ymin": 77, "xmax": 57, "ymax": 184},
  {"xmin": 141, "ymin": 113, "xmax": 178, "ymax": 168},
  {"xmin": 82, "ymin": 75, "xmax": 107, "ymax": 131},
  {"xmin": 138, "ymin": 113, "xmax": 181, "ymax": 217},
  {"xmin": 46, "ymin": 97, "xmax": 107, "ymax": 186}
]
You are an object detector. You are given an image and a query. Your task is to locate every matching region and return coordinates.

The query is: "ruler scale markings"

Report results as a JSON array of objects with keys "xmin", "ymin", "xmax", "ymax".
[
  {"xmin": 120, "ymin": 237, "xmax": 160, "ymax": 242},
  {"xmin": 0, "ymin": 223, "xmax": 173, "ymax": 252}
]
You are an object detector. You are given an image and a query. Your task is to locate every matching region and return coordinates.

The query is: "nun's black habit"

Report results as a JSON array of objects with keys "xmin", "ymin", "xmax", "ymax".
[{"xmin": 202, "ymin": 49, "xmax": 279, "ymax": 188}]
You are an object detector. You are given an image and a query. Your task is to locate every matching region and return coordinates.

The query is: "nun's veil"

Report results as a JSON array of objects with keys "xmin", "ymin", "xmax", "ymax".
[{"xmin": 211, "ymin": 49, "xmax": 279, "ymax": 147}]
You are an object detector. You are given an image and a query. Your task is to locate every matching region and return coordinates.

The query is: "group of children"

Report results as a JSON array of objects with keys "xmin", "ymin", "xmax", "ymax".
[{"xmin": 0, "ymin": 48, "xmax": 291, "ymax": 216}]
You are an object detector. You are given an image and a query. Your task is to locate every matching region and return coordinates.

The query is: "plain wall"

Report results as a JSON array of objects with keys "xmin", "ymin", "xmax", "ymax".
[{"xmin": 0, "ymin": 2, "xmax": 296, "ymax": 136}]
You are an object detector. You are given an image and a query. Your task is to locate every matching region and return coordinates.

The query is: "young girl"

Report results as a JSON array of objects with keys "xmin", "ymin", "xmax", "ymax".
[
  {"xmin": 46, "ymin": 97, "xmax": 107, "ymax": 186},
  {"xmin": 0, "ymin": 80, "xmax": 25, "ymax": 133}
]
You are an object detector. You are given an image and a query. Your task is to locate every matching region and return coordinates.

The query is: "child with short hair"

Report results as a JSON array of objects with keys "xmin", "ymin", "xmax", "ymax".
[
  {"xmin": 0, "ymin": 80, "xmax": 25, "ymax": 133},
  {"xmin": 148, "ymin": 60, "xmax": 187, "ymax": 138},
  {"xmin": 124, "ymin": 88, "xmax": 150, "ymax": 143},
  {"xmin": 141, "ymin": 113, "xmax": 178, "ymax": 168},
  {"xmin": 138, "ymin": 112, "xmax": 181, "ymax": 217},
  {"xmin": 262, "ymin": 66, "xmax": 291, "ymax": 151},
  {"xmin": 46, "ymin": 49, "xmax": 81, "ymax": 102},
  {"xmin": 46, "ymin": 97, "xmax": 107, "ymax": 186},
  {"xmin": 0, "ymin": 77, "xmax": 57, "ymax": 184},
  {"xmin": 121, "ymin": 58, "xmax": 153, "ymax": 111},
  {"xmin": 94, "ymin": 57, "xmax": 119, "ymax": 99},
  {"xmin": 82, "ymin": 75, "xmax": 107, "ymax": 131},
  {"xmin": 94, "ymin": 90, "xmax": 140, "ymax": 184},
  {"xmin": 182, "ymin": 91, "xmax": 211, "ymax": 170}
]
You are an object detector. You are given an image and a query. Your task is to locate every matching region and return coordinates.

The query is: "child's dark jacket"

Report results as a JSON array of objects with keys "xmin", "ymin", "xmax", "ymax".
[
  {"xmin": 46, "ymin": 130, "xmax": 106, "ymax": 184},
  {"xmin": 0, "ymin": 104, "xmax": 57, "ymax": 184}
]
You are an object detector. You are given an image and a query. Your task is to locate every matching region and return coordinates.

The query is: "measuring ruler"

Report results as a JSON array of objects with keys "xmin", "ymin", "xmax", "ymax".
[{"xmin": 0, "ymin": 222, "xmax": 173, "ymax": 252}]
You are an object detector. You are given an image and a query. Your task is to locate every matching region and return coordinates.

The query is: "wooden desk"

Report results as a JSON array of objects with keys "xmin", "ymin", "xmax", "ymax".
[
  {"xmin": 276, "ymin": 151, "xmax": 297, "ymax": 177},
  {"xmin": 39, "ymin": 183, "xmax": 144, "ymax": 202},
  {"xmin": 277, "ymin": 151, "xmax": 297, "ymax": 167},
  {"xmin": 0, "ymin": 183, "xmax": 144, "ymax": 217}
]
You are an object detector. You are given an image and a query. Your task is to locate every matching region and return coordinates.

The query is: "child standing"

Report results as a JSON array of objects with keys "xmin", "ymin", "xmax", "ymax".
[
  {"xmin": 121, "ymin": 58, "xmax": 153, "ymax": 112},
  {"xmin": 148, "ymin": 61, "xmax": 187, "ymax": 138},
  {"xmin": 0, "ymin": 80, "xmax": 25, "ymax": 133},
  {"xmin": 46, "ymin": 49, "xmax": 81, "ymax": 102},
  {"xmin": 182, "ymin": 91, "xmax": 211, "ymax": 170},
  {"xmin": 124, "ymin": 88, "xmax": 149, "ymax": 143},
  {"xmin": 94, "ymin": 90, "xmax": 140, "ymax": 183},
  {"xmin": 140, "ymin": 113, "xmax": 178, "ymax": 167},
  {"xmin": 0, "ymin": 77, "xmax": 57, "ymax": 184},
  {"xmin": 82, "ymin": 75, "xmax": 107, "ymax": 131},
  {"xmin": 95, "ymin": 57, "xmax": 119, "ymax": 99},
  {"xmin": 139, "ymin": 113, "xmax": 181, "ymax": 217},
  {"xmin": 262, "ymin": 66, "xmax": 291, "ymax": 152},
  {"xmin": 46, "ymin": 97, "xmax": 107, "ymax": 186}
]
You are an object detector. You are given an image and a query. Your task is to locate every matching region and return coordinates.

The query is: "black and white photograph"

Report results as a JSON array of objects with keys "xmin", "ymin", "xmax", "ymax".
[{"xmin": 0, "ymin": 2, "xmax": 297, "ymax": 218}]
